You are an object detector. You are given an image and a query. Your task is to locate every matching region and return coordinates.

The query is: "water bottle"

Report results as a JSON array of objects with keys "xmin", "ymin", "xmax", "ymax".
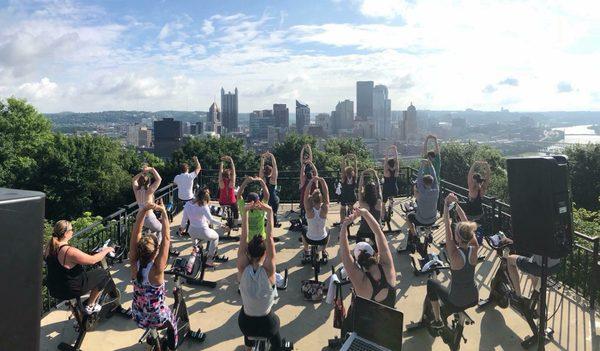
[{"xmin": 186, "ymin": 246, "xmax": 198, "ymax": 274}]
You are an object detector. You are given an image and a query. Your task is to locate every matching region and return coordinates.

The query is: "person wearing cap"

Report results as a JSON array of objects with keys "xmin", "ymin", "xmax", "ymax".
[
  {"xmin": 462, "ymin": 160, "xmax": 491, "ymax": 222},
  {"xmin": 237, "ymin": 176, "xmax": 270, "ymax": 241},
  {"xmin": 340, "ymin": 208, "xmax": 397, "ymax": 334}
]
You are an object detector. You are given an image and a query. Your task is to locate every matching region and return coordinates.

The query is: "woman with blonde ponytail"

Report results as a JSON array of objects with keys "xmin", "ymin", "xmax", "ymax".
[
  {"xmin": 44, "ymin": 220, "xmax": 115, "ymax": 314},
  {"xmin": 129, "ymin": 202, "xmax": 178, "ymax": 348}
]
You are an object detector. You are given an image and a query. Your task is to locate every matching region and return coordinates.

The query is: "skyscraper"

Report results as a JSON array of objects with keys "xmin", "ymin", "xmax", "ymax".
[
  {"xmin": 356, "ymin": 81, "xmax": 374, "ymax": 120},
  {"xmin": 207, "ymin": 102, "xmax": 222, "ymax": 134},
  {"xmin": 249, "ymin": 110, "xmax": 275, "ymax": 139},
  {"xmin": 373, "ymin": 84, "xmax": 391, "ymax": 138},
  {"xmin": 220, "ymin": 87, "xmax": 238, "ymax": 133},
  {"xmin": 273, "ymin": 103, "xmax": 289, "ymax": 129},
  {"xmin": 333, "ymin": 99, "xmax": 354, "ymax": 132},
  {"xmin": 295, "ymin": 100, "xmax": 310, "ymax": 134},
  {"xmin": 402, "ymin": 103, "xmax": 418, "ymax": 141},
  {"xmin": 153, "ymin": 118, "xmax": 183, "ymax": 159}
]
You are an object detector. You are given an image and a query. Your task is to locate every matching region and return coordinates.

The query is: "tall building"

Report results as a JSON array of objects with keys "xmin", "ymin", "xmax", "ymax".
[
  {"xmin": 153, "ymin": 118, "xmax": 183, "ymax": 159},
  {"xmin": 333, "ymin": 99, "xmax": 354, "ymax": 133},
  {"xmin": 295, "ymin": 100, "xmax": 310, "ymax": 134},
  {"xmin": 207, "ymin": 102, "xmax": 222, "ymax": 134},
  {"xmin": 249, "ymin": 110, "xmax": 275, "ymax": 139},
  {"xmin": 373, "ymin": 84, "xmax": 391, "ymax": 138},
  {"xmin": 402, "ymin": 103, "xmax": 418, "ymax": 141},
  {"xmin": 356, "ymin": 81, "xmax": 374, "ymax": 120},
  {"xmin": 138, "ymin": 127, "xmax": 152, "ymax": 148},
  {"xmin": 273, "ymin": 104, "xmax": 289, "ymax": 129},
  {"xmin": 315, "ymin": 113, "xmax": 331, "ymax": 135},
  {"xmin": 126, "ymin": 124, "xmax": 140, "ymax": 146},
  {"xmin": 220, "ymin": 87, "xmax": 238, "ymax": 133}
]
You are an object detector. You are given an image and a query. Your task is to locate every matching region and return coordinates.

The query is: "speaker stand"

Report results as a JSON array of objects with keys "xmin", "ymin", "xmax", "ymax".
[{"xmin": 537, "ymin": 256, "xmax": 549, "ymax": 351}]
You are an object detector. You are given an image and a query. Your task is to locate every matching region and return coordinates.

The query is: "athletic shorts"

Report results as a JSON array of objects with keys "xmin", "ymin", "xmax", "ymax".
[
  {"xmin": 407, "ymin": 211, "xmax": 434, "ymax": 227},
  {"xmin": 516, "ymin": 256, "xmax": 561, "ymax": 277}
]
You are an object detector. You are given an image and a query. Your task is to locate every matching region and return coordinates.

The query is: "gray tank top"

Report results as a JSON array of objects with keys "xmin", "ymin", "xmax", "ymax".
[{"xmin": 449, "ymin": 247, "xmax": 478, "ymax": 307}]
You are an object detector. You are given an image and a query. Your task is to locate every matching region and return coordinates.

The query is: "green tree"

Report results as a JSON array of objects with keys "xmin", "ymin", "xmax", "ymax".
[
  {"xmin": 565, "ymin": 144, "xmax": 600, "ymax": 211},
  {"xmin": 0, "ymin": 98, "xmax": 53, "ymax": 187},
  {"xmin": 440, "ymin": 141, "xmax": 509, "ymax": 201}
]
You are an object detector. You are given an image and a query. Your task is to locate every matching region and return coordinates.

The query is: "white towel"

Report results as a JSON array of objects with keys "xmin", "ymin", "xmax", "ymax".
[{"xmin": 325, "ymin": 273, "xmax": 340, "ymax": 304}]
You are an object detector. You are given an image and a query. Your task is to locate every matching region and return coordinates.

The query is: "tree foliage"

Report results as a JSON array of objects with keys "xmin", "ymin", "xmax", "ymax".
[
  {"xmin": 565, "ymin": 144, "xmax": 600, "ymax": 211},
  {"xmin": 440, "ymin": 141, "xmax": 509, "ymax": 201}
]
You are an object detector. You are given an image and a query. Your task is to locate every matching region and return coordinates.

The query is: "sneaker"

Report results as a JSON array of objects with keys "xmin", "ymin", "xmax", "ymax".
[
  {"xmin": 430, "ymin": 320, "xmax": 444, "ymax": 329},
  {"xmin": 85, "ymin": 303, "xmax": 101, "ymax": 315}
]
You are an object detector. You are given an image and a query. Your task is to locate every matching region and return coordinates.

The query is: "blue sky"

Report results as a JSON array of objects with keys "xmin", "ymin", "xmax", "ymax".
[{"xmin": 1, "ymin": 0, "xmax": 599, "ymax": 112}]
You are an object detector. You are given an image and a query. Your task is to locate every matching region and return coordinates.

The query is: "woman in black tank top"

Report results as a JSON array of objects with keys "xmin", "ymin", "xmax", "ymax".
[
  {"xmin": 426, "ymin": 193, "xmax": 480, "ymax": 329},
  {"xmin": 44, "ymin": 220, "xmax": 114, "ymax": 314},
  {"xmin": 356, "ymin": 169, "xmax": 383, "ymax": 248}
]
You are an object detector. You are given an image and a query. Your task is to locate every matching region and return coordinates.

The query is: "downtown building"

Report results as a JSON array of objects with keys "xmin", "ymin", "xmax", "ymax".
[
  {"xmin": 373, "ymin": 84, "xmax": 392, "ymax": 138},
  {"xmin": 332, "ymin": 99, "xmax": 354, "ymax": 134},
  {"xmin": 153, "ymin": 118, "xmax": 183, "ymax": 159},
  {"xmin": 221, "ymin": 87, "xmax": 238, "ymax": 134},
  {"xmin": 402, "ymin": 103, "xmax": 418, "ymax": 142},
  {"xmin": 207, "ymin": 102, "xmax": 222, "ymax": 134},
  {"xmin": 273, "ymin": 104, "xmax": 289, "ymax": 129},
  {"xmin": 295, "ymin": 100, "xmax": 310, "ymax": 134},
  {"xmin": 249, "ymin": 110, "xmax": 275, "ymax": 140},
  {"xmin": 356, "ymin": 81, "xmax": 374, "ymax": 120}
]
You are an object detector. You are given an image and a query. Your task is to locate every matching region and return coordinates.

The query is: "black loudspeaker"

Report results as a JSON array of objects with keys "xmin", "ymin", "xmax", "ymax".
[
  {"xmin": 0, "ymin": 188, "xmax": 46, "ymax": 351},
  {"xmin": 506, "ymin": 156, "xmax": 573, "ymax": 258}
]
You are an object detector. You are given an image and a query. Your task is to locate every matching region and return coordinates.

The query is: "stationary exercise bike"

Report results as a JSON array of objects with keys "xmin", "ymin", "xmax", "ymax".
[
  {"xmin": 247, "ymin": 336, "xmax": 294, "ymax": 351},
  {"xmin": 169, "ymin": 238, "xmax": 218, "ymax": 288},
  {"xmin": 406, "ymin": 265, "xmax": 475, "ymax": 351},
  {"xmin": 51, "ymin": 240, "xmax": 131, "ymax": 351},
  {"xmin": 138, "ymin": 263, "xmax": 207, "ymax": 350},
  {"xmin": 219, "ymin": 204, "xmax": 240, "ymax": 242},
  {"xmin": 477, "ymin": 234, "xmax": 554, "ymax": 349},
  {"xmin": 383, "ymin": 197, "xmax": 402, "ymax": 234}
]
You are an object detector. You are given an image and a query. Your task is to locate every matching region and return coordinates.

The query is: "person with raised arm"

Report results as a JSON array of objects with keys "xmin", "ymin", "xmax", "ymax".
[
  {"xmin": 175, "ymin": 156, "xmax": 201, "ymax": 234},
  {"xmin": 132, "ymin": 165, "xmax": 163, "ymax": 236},
  {"xmin": 423, "ymin": 135, "xmax": 441, "ymax": 180},
  {"xmin": 301, "ymin": 176, "xmax": 330, "ymax": 262},
  {"xmin": 425, "ymin": 193, "xmax": 479, "ymax": 329},
  {"xmin": 219, "ymin": 155, "xmax": 239, "ymax": 222},
  {"xmin": 463, "ymin": 160, "xmax": 492, "ymax": 222},
  {"xmin": 237, "ymin": 201, "xmax": 285, "ymax": 350},
  {"xmin": 340, "ymin": 208, "xmax": 397, "ymax": 334},
  {"xmin": 382, "ymin": 145, "xmax": 399, "ymax": 220},
  {"xmin": 405, "ymin": 159, "xmax": 439, "ymax": 241},
  {"xmin": 180, "ymin": 187, "xmax": 229, "ymax": 267},
  {"xmin": 259, "ymin": 152, "xmax": 280, "ymax": 227},
  {"xmin": 237, "ymin": 176, "xmax": 271, "ymax": 241},
  {"xmin": 339, "ymin": 154, "xmax": 358, "ymax": 223},
  {"xmin": 356, "ymin": 169, "xmax": 383, "ymax": 250},
  {"xmin": 44, "ymin": 220, "xmax": 115, "ymax": 315},
  {"xmin": 130, "ymin": 202, "xmax": 179, "ymax": 348},
  {"xmin": 299, "ymin": 145, "xmax": 318, "ymax": 225}
]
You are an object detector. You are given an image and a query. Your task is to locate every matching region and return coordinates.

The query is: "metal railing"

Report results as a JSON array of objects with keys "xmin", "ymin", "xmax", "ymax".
[{"xmin": 41, "ymin": 167, "xmax": 598, "ymax": 313}]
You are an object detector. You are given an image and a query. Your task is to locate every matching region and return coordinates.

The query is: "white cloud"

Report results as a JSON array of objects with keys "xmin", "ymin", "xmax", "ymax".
[
  {"xmin": 202, "ymin": 19, "xmax": 214, "ymax": 35},
  {"xmin": 18, "ymin": 78, "xmax": 59, "ymax": 99}
]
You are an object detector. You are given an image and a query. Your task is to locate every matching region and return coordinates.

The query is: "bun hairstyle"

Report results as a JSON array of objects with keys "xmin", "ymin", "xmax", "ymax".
[
  {"xmin": 455, "ymin": 221, "xmax": 477, "ymax": 244},
  {"xmin": 473, "ymin": 173, "xmax": 485, "ymax": 184},
  {"xmin": 136, "ymin": 234, "xmax": 159, "ymax": 284},
  {"xmin": 48, "ymin": 220, "xmax": 72, "ymax": 256},
  {"xmin": 387, "ymin": 158, "xmax": 396, "ymax": 168},
  {"xmin": 343, "ymin": 166, "xmax": 354, "ymax": 181},
  {"xmin": 247, "ymin": 235, "xmax": 266, "ymax": 261},
  {"xmin": 195, "ymin": 187, "xmax": 210, "ymax": 205},
  {"xmin": 354, "ymin": 242, "xmax": 379, "ymax": 270},
  {"xmin": 264, "ymin": 164, "xmax": 273, "ymax": 176},
  {"xmin": 423, "ymin": 175, "xmax": 434, "ymax": 187},
  {"xmin": 310, "ymin": 189, "xmax": 322, "ymax": 207}
]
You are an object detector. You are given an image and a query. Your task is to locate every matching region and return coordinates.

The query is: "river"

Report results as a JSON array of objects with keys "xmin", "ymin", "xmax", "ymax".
[{"xmin": 552, "ymin": 125, "xmax": 600, "ymax": 144}]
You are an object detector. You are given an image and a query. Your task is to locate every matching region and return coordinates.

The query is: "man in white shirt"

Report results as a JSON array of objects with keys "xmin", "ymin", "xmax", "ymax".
[{"xmin": 174, "ymin": 156, "xmax": 201, "ymax": 232}]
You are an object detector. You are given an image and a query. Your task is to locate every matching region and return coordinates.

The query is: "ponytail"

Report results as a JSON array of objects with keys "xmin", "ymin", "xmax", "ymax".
[
  {"xmin": 136, "ymin": 234, "xmax": 158, "ymax": 284},
  {"xmin": 47, "ymin": 220, "xmax": 71, "ymax": 256}
]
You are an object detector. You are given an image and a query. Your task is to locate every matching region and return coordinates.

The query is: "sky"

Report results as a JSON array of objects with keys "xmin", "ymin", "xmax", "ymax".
[{"xmin": 1, "ymin": 0, "xmax": 600, "ymax": 113}]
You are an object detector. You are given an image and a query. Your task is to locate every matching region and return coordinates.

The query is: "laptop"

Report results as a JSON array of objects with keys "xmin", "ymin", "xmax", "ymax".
[{"xmin": 340, "ymin": 295, "xmax": 404, "ymax": 351}]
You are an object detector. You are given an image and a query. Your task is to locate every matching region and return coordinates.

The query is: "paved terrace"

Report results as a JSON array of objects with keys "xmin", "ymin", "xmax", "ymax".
[{"xmin": 41, "ymin": 199, "xmax": 599, "ymax": 351}]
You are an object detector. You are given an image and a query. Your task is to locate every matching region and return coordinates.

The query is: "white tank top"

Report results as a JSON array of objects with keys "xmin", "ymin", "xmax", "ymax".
[
  {"xmin": 136, "ymin": 261, "xmax": 161, "ymax": 288},
  {"xmin": 307, "ymin": 207, "xmax": 328, "ymax": 241},
  {"xmin": 240, "ymin": 266, "xmax": 277, "ymax": 317}
]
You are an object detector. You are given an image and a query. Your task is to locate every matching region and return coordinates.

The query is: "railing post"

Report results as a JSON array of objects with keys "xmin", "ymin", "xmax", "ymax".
[
  {"xmin": 490, "ymin": 197, "xmax": 497, "ymax": 235},
  {"xmin": 591, "ymin": 237, "xmax": 599, "ymax": 310}
]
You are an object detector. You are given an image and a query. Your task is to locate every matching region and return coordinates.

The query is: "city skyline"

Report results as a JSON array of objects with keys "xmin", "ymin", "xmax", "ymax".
[{"xmin": 1, "ymin": 0, "xmax": 600, "ymax": 113}]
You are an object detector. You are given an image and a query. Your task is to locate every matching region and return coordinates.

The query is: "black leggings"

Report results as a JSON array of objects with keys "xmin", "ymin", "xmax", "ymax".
[
  {"xmin": 238, "ymin": 308, "xmax": 282, "ymax": 350},
  {"xmin": 68, "ymin": 268, "xmax": 110, "ymax": 298},
  {"xmin": 426, "ymin": 280, "xmax": 476, "ymax": 315},
  {"xmin": 269, "ymin": 196, "xmax": 280, "ymax": 224}
]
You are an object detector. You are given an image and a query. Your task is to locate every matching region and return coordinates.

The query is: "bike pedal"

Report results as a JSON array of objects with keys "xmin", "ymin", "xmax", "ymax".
[{"xmin": 189, "ymin": 329, "xmax": 206, "ymax": 342}]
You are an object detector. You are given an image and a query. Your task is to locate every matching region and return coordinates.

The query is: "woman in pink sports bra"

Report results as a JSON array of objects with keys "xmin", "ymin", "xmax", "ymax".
[{"xmin": 219, "ymin": 155, "xmax": 238, "ymax": 220}]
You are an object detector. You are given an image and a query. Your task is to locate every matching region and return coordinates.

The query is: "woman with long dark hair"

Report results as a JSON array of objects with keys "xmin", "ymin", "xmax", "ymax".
[
  {"xmin": 219, "ymin": 155, "xmax": 239, "ymax": 221},
  {"xmin": 339, "ymin": 154, "xmax": 358, "ymax": 223},
  {"xmin": 356, "ymin": 169, "xmax": 383, "ymax": 250},
  {"xmin": 382, "ymin": 145, "xmax": 399, "ymax": 220},
  {"xmin": 259, "ymin": 152, "xmax": 280, "ymax": 227}
]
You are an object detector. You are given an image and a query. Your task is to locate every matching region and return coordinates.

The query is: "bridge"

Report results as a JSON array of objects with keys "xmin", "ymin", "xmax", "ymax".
[{"xmin": 39, "ymin": 170, "xmax": 599, "ymax": 351}]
